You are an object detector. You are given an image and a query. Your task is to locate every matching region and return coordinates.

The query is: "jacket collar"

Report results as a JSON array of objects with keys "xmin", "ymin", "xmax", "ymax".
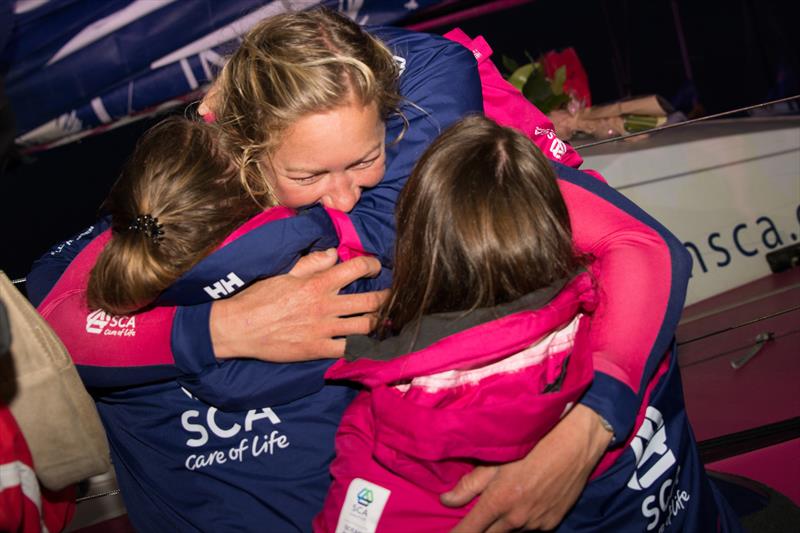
[{"xmin": 346, "ymin": 274, "xmax": 577, "ymax": 361}]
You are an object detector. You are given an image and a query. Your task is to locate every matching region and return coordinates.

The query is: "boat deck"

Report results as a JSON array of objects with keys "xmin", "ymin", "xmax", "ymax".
[{"xmin": 677, "ymin": 267, "xmax": 800, "ymax": 504}]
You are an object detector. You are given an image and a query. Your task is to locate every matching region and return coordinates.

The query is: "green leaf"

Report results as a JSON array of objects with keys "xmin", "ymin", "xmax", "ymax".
[
  {"xmin": 537, "ymin": 93, "xmax": 571, "ymax": 114},
  {"xmin": 538, "ymin": 95, "xmax": 555, "ymax": 114},
  {"xmin": 501, "ymin": 55, "xmax": 519, "ymax": 75},
  {"xmin": 551, "ymin": 93, "xmax": 570, "ymax": 109},
  {"xmin": 522, "ymin": 68, "xmax": 551, "ymax": 104},
  {"xmin": 508, "ymin": 63, "xmax": 535, "ymax": 91},
  {"xmin": 551, "ymin": 65, "xmax": 567, "ymax": 95}
]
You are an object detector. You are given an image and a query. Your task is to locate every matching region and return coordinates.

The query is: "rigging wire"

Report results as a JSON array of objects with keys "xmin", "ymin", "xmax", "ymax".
[{"xmin": 574, "ymin": 94, "xmax": 800, "ymax": 151}]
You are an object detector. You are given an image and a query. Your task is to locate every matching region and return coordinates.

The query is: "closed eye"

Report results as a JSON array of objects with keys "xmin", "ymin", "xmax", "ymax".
[
  {"xmin": 348, "ymin": 155, "xmax": 380, "ymax": 170},
  {"xmin": 288, "ymin": 172, "xmax": 324, "ymax": 184}
]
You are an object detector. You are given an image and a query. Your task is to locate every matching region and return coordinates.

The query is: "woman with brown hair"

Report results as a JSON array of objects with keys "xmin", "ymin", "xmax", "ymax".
[
  {"xmin": 85, "ymin": 118, "xmax": 264, "ymax": 315},
  {"xmin": 317, "ymin": 116, "xmax": 740, "ymax": 533},
  {"xmin": 318, "ymin": 114, "xmax": 595, "ymax": 531},
  {"xmin": 37, "ymin": 113, "xmax": 393, "ymax": 532}
]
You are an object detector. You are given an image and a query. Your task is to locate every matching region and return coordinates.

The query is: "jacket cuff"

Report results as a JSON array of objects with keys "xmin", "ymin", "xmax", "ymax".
[
  {"xmin": 579, "ymin": 372, "xmax": 638, "ymax": 447},
  {"xmin": 172, "ymin": 303, "xmax": 217, "ymax": 375}
]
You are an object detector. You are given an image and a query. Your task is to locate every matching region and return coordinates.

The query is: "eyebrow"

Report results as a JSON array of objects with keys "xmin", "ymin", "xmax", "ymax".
[{"xmin": 284, "ymin": 142, "xmax": 382, "ymax": 174}]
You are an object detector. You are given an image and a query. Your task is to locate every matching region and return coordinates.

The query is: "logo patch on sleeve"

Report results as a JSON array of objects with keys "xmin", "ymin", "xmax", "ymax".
[{"xmin": 85, "ymin": 309, "xmax": 136, "ymax": 336}]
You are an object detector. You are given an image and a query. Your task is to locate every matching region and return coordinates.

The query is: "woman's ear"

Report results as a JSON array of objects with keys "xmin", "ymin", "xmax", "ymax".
[{"xmin": 198, "ymin": 83, "xmax": 220, "ymax": 122}]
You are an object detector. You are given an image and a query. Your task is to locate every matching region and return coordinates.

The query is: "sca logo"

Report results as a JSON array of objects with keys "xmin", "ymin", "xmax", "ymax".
[
  {"xmin": 534, "ymin": 127, "xmax": 567, "ymax": 160},
  {"xmin": 627, "ymin": 406, "xmax": 676, "ymax": 491},
  {"xmin": 628, "ymin": 407, "xmax": 692, "ymax": 531},
  {"xmin": 356, "ymin": 488, "xmax": 374, "ymax": 507},
  {"xmin": 85, "ymin": 309, "xmax": 136, "ymax": 336}
]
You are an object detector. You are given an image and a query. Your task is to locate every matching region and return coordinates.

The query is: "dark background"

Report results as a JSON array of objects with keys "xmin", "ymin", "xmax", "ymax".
[{"xmin": 1, "ymin": 0, "xmax": 798, "ymax": 282}]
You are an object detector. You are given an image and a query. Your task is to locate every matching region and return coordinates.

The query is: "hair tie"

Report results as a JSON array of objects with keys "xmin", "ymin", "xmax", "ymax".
[{"xmin": 128, "ymin": 214, "xmax": 164, "ymax": 244}]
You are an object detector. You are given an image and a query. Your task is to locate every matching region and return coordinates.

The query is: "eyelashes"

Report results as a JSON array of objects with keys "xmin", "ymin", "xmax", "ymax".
[{"xmin": 287, "ymin": 154, "xmax": 382, "ymax": 183}]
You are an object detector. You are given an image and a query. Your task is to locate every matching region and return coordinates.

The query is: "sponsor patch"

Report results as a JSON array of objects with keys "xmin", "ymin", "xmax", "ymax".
[
  {"xmin": 85, "ymin": 309, "xmax": 136, "ymax": 336},
  {"xmin": 335, "ymin": 478, "xmax": 391, "ymax": 533}
]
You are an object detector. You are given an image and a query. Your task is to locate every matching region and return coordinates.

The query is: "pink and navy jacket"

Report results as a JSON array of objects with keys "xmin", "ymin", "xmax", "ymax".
[
  {"xmin": 36, "ymin": 206, "xmax": 387, "ymax": 533},
  {"xmin": 315, "ymin": 274, "xmax": 597, "ymax": 532},
  {"xmin": 447, "ymin": 32, "xmax": 739, "ymax": 531}
]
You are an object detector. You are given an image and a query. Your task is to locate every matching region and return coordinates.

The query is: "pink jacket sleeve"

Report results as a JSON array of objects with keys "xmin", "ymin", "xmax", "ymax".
[
  {"xmin": 443, "ymin": 28, "xmax": 602, "ymax": 181},
  {"xmin": 34, "ymin": 208, "xmax": 376, "ymax": 392},
  {"xmin": 36, "ymin": 231, "xmax": 181, "ymax": 387}
]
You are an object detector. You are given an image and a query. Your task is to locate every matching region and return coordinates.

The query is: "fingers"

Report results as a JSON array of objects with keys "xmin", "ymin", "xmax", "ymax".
[
  {"xmin": 445, "ymin": 466, "xmax": 507, "ymax": 533},
  {"xmin": 449, "ymin": 496, "xmax": 503, "ymax": 533},
  {"xmin": 327, "ymin": 314, "xmax": 377, "ymax": 338},
  {"xmin": 289, "ymin": 249, "xmax": 339, "ymax": 278},
  {"xmin": 441, "ymin": 465, "xmax": 498, "ymax": 508},
  {"xmin": 450, "ymin": 482, "xmax": 530, "ymax": 533},
  {"xmin": 317, "ymin": 255, "xmax": 382, "ymax": 290},
  {"xmin": 330, "ymin": 290, "xmax": 388, "ymax": 318},
  {"xmin": 289, "ymin": 251, "xmax": 382, "ymax": 294}
]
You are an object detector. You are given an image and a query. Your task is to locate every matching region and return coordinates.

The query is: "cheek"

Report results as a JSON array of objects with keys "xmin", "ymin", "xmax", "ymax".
[
  {"xmin": 271, "ymin": 179, "xmax": 309, "ymax": 208},
  {"xmin": 361, "ymin": 161, "xmax": 386, "ymax": 188}
]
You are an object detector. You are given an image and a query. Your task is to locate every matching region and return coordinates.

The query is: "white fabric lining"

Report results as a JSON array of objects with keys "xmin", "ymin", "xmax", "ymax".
[{"xmin": 401, "ymin": 315, "xmax": 582, "ymax": 393}]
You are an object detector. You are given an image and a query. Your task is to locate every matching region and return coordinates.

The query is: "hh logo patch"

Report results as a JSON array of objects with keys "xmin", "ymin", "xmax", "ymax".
[{"xmin": 203, "ymin": 272, "xmax": 244, "ymax": 299}]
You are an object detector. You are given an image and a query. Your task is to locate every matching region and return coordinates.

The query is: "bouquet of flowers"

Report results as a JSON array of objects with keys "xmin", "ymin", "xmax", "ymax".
[
  {"xmin": 503, "ymin": 47, "xmax": 591, "ymax": 114},
  {"xmin": 503, "ymin": 48, "xmax": 669, "ymax": 140}
]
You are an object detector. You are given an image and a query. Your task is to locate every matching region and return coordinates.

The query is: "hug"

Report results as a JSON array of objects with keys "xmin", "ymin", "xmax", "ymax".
[{"xmin": 29, "ymin": 8, "xmax": 740, "ymax": 533}]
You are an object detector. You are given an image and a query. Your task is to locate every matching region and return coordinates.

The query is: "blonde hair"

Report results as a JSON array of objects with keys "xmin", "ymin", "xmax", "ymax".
[
  {"xmin": 87, "ymin": 118, "xmax": 264, "ymax": 315},
  {"xmin": 213, "ymin": 7, "xmax": 402, "ymax": 205},
  {"xmin": 380, "ymin": 115, "xmax": 584, "ymax": 335}
]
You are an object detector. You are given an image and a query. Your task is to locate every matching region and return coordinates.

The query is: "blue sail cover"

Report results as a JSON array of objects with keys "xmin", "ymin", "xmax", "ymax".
[{"xmin": 1, "ymin": 0, "xmax": 445, "ymax": 149}]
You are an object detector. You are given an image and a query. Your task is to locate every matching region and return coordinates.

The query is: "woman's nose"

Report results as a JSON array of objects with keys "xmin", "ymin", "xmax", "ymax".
[{"xmin": 321, "ymin": 173, "xmax": 360, "ymax": 212}]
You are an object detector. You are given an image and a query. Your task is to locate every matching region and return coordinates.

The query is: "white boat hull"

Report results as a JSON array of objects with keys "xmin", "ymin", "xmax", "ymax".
[{"xmin": 581, "ymin": 117, "xmax": 800, "ymax": 305}]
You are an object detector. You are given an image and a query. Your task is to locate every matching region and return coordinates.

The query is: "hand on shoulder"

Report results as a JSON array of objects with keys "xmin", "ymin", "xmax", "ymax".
[
  {"xmin": 443, "ymin": 404, "xmax": 613, "ymax": 532},
  {"xmin": 210, "ymin": 249, "xmax": 387, "ymax": 362}
]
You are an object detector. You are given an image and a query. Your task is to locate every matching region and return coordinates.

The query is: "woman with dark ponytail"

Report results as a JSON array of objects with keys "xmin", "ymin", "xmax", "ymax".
[{"xmin": 87, "ymin": 118, "xmax": 263, "ymax": 315}]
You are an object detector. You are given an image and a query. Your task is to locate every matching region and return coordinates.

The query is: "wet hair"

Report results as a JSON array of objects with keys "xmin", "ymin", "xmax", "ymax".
[
  {"xmin": 380, "ymin": 115, "xmax": 583, "ymax": 334},
  {"xmin": 213, "ymin": 7, "xmax": 402, "ymax": 205},
  {"xmin": 86, "ymin": 117, "xmax": 264, "ymax": 315}
]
